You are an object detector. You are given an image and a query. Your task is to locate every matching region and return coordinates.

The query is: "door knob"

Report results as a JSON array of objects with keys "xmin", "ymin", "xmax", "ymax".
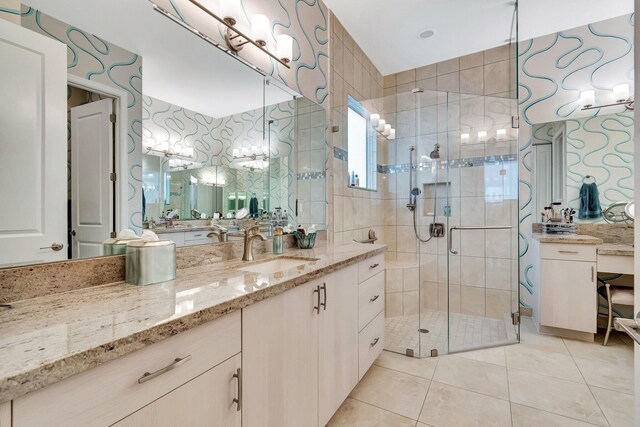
[{"xmin": 40, "ymin": 243, "xmax": 64, "ymax": 251}]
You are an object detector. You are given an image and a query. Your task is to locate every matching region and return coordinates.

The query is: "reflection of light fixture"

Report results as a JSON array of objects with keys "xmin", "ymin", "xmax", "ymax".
[
  {"xmin": 581, "ymin": 86, "xmax": 634, "ymax": 111},
  {"xmin": 478, "ymin": 131, "xmax": 487, "ymax": 143},
  {"xmin": 370, "ymin": 113, "xmax": 380, "ymax": 127},
  {"xmin": 276, "ymin": 34, "xmax": 293, "ymax": 64},
  {"xmin": 383, "ymin": 124, "xmax": 391, "ymax": 136},
  {"xmin": 461, "ymin": 133, "xmax": 470, "ymax": 144},
  {"xmin": 233, "ymin": 143, "xmax": 269, "ymax": 163},
  {"xmin": 388, "ymin": 129, "xmax": 396, "ymax": 140},
  {"xmin": 158, "ymin": 1, "xmax": 292, "ymax": 69},
  {"xmin": 496, "ymin": 129, "xmax": 506, "ymax": 141},
  {"xmin": 376, "ymin": 119, "xmax": 386, "ymax": 132}
]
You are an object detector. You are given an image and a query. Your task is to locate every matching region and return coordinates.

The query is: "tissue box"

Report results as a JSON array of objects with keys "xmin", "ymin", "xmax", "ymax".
[{"xmin": 126, "ymin": 240, "xmax": 176, "ymax": 286}]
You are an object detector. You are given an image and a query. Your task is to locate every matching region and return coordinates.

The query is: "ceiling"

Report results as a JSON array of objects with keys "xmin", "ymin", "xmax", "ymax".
[
  {"xmin": 322, "ymin": 0, "xmax": 634, "ymax": 75},
  {"xmin": 22, "ymin": 0, "xmax": 295, "ymax": 118}
]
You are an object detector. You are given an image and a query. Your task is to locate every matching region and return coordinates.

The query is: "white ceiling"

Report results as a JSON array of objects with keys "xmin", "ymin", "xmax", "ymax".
[
  {"xmin": 322, "ymin": 0, "xmax": 634, "ymax": 76},
  {"xmin": 22, "ymin": 0, "xmax": 295, "ymax": 118}
]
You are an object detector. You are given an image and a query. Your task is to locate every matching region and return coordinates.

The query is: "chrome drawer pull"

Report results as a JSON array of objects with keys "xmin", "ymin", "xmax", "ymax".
[
  {"xmin": 370, "ymin": 337, "xmax": 380, "ymax": 348},
  {"xmin": 313, "ymin": 286, "xmax": 320, "ymax": 314},
  {"xmin": 558, "ymin": 250, "xmax": 579, "ymax": 254},
  {"xmin": 138, "ymin": 355, "xmax": 192, "ymax": 384},
  {"xmin": 320, "ymin": 283, "xmax": 327, "ymax": 311},
  {"xmin": 370, "ymin": 295, "xmax": 380, "ymax": 302},
  {"xmin": 370, "ymin": 263, "xmax": 380, "ymax": 269},
  {"xmin": 232, "ymin": 368, "xmax": 242, "ymax": 411}
]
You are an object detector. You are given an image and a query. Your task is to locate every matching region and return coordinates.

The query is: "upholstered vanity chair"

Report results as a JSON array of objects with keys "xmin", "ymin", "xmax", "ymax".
[{"xmin": 598, "ymin": 278, "xmax": 634, "ymax": 346}]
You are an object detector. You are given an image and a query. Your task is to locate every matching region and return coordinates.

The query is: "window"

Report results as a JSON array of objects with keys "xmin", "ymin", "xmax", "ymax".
[{"xmin": 347, "ymin": 96, "xmax": 376, "ymax": 190}]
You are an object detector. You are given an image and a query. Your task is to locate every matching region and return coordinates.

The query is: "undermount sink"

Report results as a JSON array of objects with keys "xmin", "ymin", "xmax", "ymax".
[{"xmin": 240, "ymin": 257, "xmax": 319, "ymax": 274}]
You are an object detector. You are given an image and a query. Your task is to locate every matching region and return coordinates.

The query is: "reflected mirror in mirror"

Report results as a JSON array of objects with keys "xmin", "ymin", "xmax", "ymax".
[
  {"xmin": 1, "ymin": 0, "xmax": 326, "ymax": 268},
  {"xmin": 532, "ymin": 110, "xmax": 634, "ymax": 223}
]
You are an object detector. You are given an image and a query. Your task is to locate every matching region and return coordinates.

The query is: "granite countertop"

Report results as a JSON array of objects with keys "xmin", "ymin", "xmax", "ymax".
[
  {"xmin": 0, "ymin": 243, "xmax": 386, "ymax": 403},
  {"xmin": 597, "ymin": 243, "xmax": 634, "ymax": 256},
  {"xmin": 532, "ymin": 233, "xmax": 603, "ymax": 245}
]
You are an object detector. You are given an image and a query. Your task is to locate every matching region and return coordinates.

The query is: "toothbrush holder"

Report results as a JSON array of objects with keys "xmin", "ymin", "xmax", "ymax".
[{"xmin": 294, "ymin": 231, "xmax": 317, "ymax": 249}]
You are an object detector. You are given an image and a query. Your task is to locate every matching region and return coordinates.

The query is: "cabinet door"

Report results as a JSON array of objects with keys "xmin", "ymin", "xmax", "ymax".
[
  {"xmin": 111, "ymin": 353, "xmax": 241, "ymax": 427},
  {"xmin": 318, "ymin": 266, "xmax": 359, "ymax": 426},
  {"xmin": 242, "ymin": 280, "xmax": 320, "ymax": 427},
  {"xmin": 540, "ymin": 259, "xmax": 597, "ymax": 332}
]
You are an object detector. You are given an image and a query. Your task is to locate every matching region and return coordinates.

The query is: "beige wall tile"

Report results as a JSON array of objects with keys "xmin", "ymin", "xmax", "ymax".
[
  {"xmin": 484, "ymin": 60, "xmax": 510, "ymax": 95},
  {"xmin": 460, "ymin": 66, "xmax": 484, "ymax": 95},
  {"xmin": 383, "ymin": 73, "xmax": 396, "ymax": 88},
  {"xmin": 436, "ymin": 58, "xmax": 460, "ymax": 75},
  {"xmin": 460, "ymin": 52, "xmax": 484, "ymax": 70},
  {"xmin": 416, "ymin": 63, "xmax": 437, "ymax": 80},
  {"xmin": 484, "ymin": 44, "xmax": 510, "ymax": 64},
  {"xmin": 461, "ymin": 285, "xmax": 486, "ymax": 316},
  {"xmin": 436, "ymin": 72, "xmax": 460, "ymax": 93},
  {"xmin": 386, "ymin": 292, "xmax": 403, "ymax": 316},
  {"xmin": 396, "ymin": 69, "xmax": 416, "ymax": 85}
]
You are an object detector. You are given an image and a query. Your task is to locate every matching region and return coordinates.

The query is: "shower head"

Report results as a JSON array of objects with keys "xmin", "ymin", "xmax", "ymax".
[{"xmin": 429, "ymin": 143, "xmax": 441, "ymax": 159}]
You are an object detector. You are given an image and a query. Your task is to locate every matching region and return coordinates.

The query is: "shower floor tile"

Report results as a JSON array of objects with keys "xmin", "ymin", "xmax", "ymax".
[{"xmin": 384, "ymin": 310, "xmax": 515, "ymax": 357}]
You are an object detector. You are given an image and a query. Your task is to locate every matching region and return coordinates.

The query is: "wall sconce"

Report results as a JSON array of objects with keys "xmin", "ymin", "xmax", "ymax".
[
  {"xmin": 581, "ymin": 86, "xmax": 634, "ymax": 111},
  {"xmin": 496, "ymin": 129, "xmax": 506, "ymax": 141},
  {"xmin": 477, "ymin": 131, "xmax": 487, "ymax": 143},
  {"xmin": 157, "ymin": 0, "xmax": 292, "ymax": 69},
  {"xmin": 461, "ymin": 133, "xmax": 470, "ymax": 144}
]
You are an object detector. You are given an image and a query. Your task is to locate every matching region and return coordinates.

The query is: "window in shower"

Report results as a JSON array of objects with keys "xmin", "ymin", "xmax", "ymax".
[{"xmin": 347, "ymin": 96, "xmax": 376, "ymax": 190}]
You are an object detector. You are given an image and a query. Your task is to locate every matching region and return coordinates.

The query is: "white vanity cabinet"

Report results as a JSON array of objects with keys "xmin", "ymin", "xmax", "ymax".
[
  {"xmin": 532, "ymin": 240, "xmax": 598, "ymax": 336},
  {"xmin": 243, "ymin": 259, "xmax": 381, "ymax": 427},
  {"xmin": 11, "ymin": 312, "xmax": 241, "ymax": 427}
]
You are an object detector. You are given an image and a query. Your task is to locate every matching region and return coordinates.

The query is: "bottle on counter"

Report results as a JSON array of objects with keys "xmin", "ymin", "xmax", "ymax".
[{"xmin": 273, "ymin": 226, "xmax": 284, "ymax": 254}]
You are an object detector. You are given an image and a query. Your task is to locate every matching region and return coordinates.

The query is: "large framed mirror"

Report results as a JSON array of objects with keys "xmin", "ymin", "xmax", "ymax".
[{"xmin": 0, "ymin": 0, "xmax": 326, "ymax": 267}]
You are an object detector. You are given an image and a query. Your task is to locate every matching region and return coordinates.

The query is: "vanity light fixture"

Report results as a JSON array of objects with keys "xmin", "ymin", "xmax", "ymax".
[
  {"xmin": 581, "ymin": 86, "xmax": 634, "ymax": 111},
  {"xmin": 376, "ymin": 119, "xmax": 386, "ymax": 132},
  {"xmin": 370, "ymin": 113, "xmax": 380, "ymax": 127},
  {"xmin": 233, "ymin": 143, "xmax": 269, "ymax": 162},
  {"xmin": 184, "ymin": 0, "xmax": 292, "ymax": 69},
  {"xmin": 383, "ymin": 124, "xmax": 392, "ymax": 136},
  {"xmin": 145, "ymin": 138, "xmax": 195, "ymax": 163},
  {"xmin": 477, "ymin": 131, "xmax": 487, "ymax": 143}
]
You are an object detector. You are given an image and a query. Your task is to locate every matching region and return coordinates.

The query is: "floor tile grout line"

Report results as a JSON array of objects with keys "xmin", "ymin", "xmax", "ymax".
[
  {"xmin": 509, "ymin": 402, "xmax": 607, "ymax": 427},
  {"xmin": 560, "ymin": 337, "xmax": 612, "ymax": 427},
  {"xmin": 415, "ymin": 364, "xmax": 436, "ymax": 426},
  {"xmin": 428, "ymin": 379, "xmax": 511, "ymax": 403},
  {"xmin": 347, "ymin": 396, "xmax": 420, "ymax": 422},
  {"xmin": 505, "ymin": 355, "xmax": 513, "ymax": 427}
]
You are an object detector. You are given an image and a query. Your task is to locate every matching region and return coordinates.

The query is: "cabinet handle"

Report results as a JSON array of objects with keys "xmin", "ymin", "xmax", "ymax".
[
  {"xmin": 370, "ymin": 337, "xmax": 380, "ymax": 348},
  {"xmin": 370, "ymin": 295, "xmax": 380, "ymax": 302},
  {"xmin": 558, "ymin": 250, "xmax": 579, "ymax": 254},
  {"xmin": 313, "ymin": 286, "xmax": 320, "ymax": 314},
  {"xmin": 591, "ymin": 266, "xmax": 595, "ymax": 282},
  {"xmin": 138, "ymin": 355, "xmax": 192, "ymax": 384},
  {"xmin": 370, "ymin": 263, "xmax": 380, "ymax": 269},
  {"xmin": 232, "ymin": 367, "xmax": 242, "ymax": 411},
  {"xmin": 320, "ymin": 283, "xmax": 327, "ymax": 311}
]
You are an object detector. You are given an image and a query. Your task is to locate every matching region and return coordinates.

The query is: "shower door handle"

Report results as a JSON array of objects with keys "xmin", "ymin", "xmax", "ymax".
[{"xmin": 448, "ymin": 226, "xmax": 512, "ymax": 255}]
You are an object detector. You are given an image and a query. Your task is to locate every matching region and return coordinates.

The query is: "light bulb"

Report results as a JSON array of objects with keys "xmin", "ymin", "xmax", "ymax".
[
  {"xmin": 241, "ymin": 146, "xmax": 249, "ymax": 155},
  {"xmin": 276, "ymin": 34, "xmax": 293, "ymax": 64},
  {"xmin": 383, "ymin": 124, "xmax": 391, "ymax": 136},
  {"xmin": 376, "ymin": 119, "xmax": 386, "ymax": 132},
  {"xmin": 220, "ymin": 0, "xmax": 242, "ymax": 26},
  {"xmin": 183, "ymin": 146, "xmax": 194, "ymax": 157},
  {"xmin": 389, "ymin": 129, "xmax": 396, "ymax": 140},
  {"xmin": 581, "ymin": 90, "xmax": 595, "ymax": 107},
  {"xmin": 613, "ymin": 83, "xmax": 630, "ymax": 102},
  {"xmin": 232, "ymin": 148, "xmax": 239, "ymax": 157},
  {"xmin": 461, "ymin": 133, "xmax": 470, "ymax": 144},
  {"xmin": 496, "ymin": 129, "xmax": 506, "ymax": 141},
  {"xmin": 251, "ymin": 14, "xmax": 269, "ymax": 46},
  {"xmin": 478, "ymin": 131, "xmax": 487, "ymax": 143},
  {"xmin": 370, "ymin": 113, "xmax": 380, "ymax": 127},
  {"xmin": 262, "ymin": 144, "xmax": 269, "ymax": 154}
]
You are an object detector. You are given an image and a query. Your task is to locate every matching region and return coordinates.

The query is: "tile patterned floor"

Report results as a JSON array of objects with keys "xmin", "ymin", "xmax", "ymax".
[
  {"xmin": 385, "ymin": 310, "xmax": 515, "ymax": 357},
  {"xmin": 328, "ymin": 317, "xmax": 635, "ymax": 427}
]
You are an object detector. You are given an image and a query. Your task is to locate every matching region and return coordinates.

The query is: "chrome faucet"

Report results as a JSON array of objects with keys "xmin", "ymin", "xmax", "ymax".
[
  {"xmin": 242, "ymin": 224, "xmax": 268, "ymax": 261},
  {"xmin": 207, "ymin": 224, "xmax": 228, "ymax": 242}
]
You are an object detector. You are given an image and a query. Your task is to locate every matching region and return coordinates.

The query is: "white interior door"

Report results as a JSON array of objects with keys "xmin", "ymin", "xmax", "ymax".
[
  {"xmin": 71, "ymin": 98, "xmax": 114, "ymax": 259},
  {"xmin": 0, "ymin": 19, "xmax": 67, "ymax": 267}
]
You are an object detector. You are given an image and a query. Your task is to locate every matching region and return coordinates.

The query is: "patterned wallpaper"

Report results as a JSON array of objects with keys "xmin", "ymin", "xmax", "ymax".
[
  {"xmin": 2, "ymin": 6, "xmax": 144, "ymax": 233},
  {"xmin": 154, "ymin": 0, "xmax": 328, "ymax": 107},
  {"xmin": 518, "ymin": 13, "xmax": 634, "ymax": 307}
]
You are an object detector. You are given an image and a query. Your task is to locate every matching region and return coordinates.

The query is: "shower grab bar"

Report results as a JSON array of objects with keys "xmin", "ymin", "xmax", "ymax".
[{"xmin": 448, "ymin": 226, "xmax": 512, "ymax": 255}]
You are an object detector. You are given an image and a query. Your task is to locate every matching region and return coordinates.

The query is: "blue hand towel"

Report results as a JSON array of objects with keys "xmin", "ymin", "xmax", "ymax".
[{"xmin": 578, "ymin": 182, "xmax": 601, "ymax": 219}]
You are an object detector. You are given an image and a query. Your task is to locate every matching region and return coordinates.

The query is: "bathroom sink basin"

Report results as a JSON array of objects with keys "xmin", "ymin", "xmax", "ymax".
[{"xmin": 240, "ymin": 257, "xmax": 319, "ymax": 274}]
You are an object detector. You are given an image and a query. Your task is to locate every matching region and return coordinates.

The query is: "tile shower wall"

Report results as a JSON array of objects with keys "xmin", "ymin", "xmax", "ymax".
[
  {"xmin": 381, "ymin": 46, "xmax": 519, "ymax": 320},
  {"xmin": 328, "ymin": 13, "xmax": 385, "ymax": 246},
  {"xmin": 519, "ymin": 14, "xmax": 634, "ymax": 308},
  {"xmin": 1, "ymin": 6, "xmax": 144, "ymax": 232}
]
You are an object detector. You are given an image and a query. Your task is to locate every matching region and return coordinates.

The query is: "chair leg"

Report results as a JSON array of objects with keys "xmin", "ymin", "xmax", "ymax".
[{"xmin": 603, "ymin": 283, "xmax": 612, "ymax": 346}]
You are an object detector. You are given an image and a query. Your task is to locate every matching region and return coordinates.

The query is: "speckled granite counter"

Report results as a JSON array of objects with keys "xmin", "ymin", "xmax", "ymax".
[
  {"xmin": 0, "ymin": 243, "xmax": 386, "ymax": 403},
  {"xmin": 532, "ymin": 233, "xmax": 603, "ymax": 245},
  {"xmin": 597, "ymin": 243, "xmax": 634, "ymax": 256}
]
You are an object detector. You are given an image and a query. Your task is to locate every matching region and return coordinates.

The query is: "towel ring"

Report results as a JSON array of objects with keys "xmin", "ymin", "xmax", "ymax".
[{"xmin": 582, "ymin": 175, "xmax": 596, "ymax": 183}]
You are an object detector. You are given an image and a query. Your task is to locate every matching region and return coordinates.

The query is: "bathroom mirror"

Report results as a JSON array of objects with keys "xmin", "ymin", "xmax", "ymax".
[
  {"xmin": 531, "ymin": 110, "xmax": 634, "ymax": 222},
  {"xmin": 0, "ymin": 0, "xmax": 326, "ymax": 268}
]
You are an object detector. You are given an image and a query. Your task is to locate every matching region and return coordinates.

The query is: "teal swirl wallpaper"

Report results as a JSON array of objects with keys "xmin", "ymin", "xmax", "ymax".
[
  {"xmin": 518, "ymin": 13, "xmax": 634, "ymax": 308},
  {"xmin": 2, "ymin": 6, "xmax": 144, "ymax": 233}
]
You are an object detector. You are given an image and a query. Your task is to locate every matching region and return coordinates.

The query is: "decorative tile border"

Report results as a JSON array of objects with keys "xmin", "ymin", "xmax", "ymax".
[
  {"xmin": 297, "ymin": 171, "xmax": 326, "ymax": 180},
  {"xmin": 377, "ymin": 154, "xmax": 518, "ymax": 174}
]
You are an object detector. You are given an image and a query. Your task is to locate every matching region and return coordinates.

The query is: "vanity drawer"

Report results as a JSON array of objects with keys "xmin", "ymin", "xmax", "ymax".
[
  {"xmin": 358, "ymin": 311, "xmax": 384, "ymax": 380},
  {"xmin": 359, "ymin": 254, "xmax": 385, "ymax": 283},
  {"xmin": 13, "ymin": 311, "xmax": 241, "ymax": 427},
  {"xmin": 540, "ymin": 243, "xmax": 596, "ymax": 262},
  {"xmin": 358, "ymin": 271, "xmax": 385, "ymax": 331}
]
